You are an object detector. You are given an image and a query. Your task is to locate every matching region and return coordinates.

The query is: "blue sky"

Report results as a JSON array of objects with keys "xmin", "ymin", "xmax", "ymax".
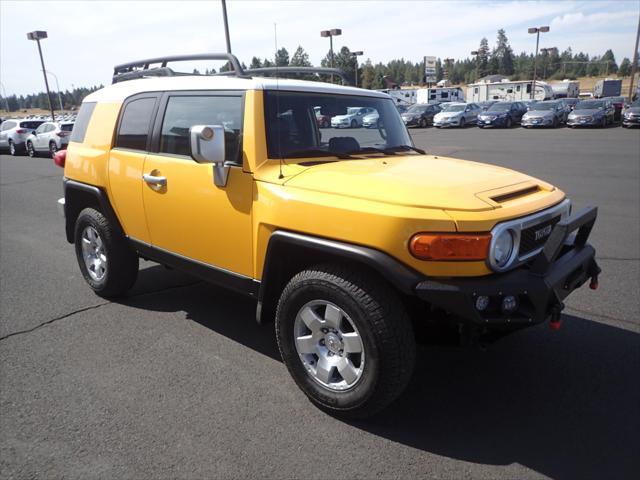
[{"xmin": 1, "ymin": 0, "xmax": 638, "ymax": 96}]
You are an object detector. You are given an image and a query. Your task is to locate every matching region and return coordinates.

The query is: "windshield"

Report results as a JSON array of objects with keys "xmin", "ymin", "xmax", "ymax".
[
  {"xmin": 533, "ymin": 102, "xmax": 558, "ymax": 111},
  {"xmin": 443, "ymin": 104, "xmax": 465, "ymax": 112},
  {"xmin": 264, "ymin": 91, "xmax": 412, "ymax": 159},
  {"xmin": 407, "ymin": 105, "xmax": 428, "ymax": 113},
  {"xmin": 576, "ymin": 100, "xmax": 604, "ymax": 109},
  {"xmin": 487, "ymin": 103, "xmax": 512, "ymax": 112}
]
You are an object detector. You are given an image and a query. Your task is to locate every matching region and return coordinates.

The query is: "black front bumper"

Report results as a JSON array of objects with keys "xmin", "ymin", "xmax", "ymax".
[{"xmin": 415, "ymin": 207, "xmax": 600, "ymax": 327}]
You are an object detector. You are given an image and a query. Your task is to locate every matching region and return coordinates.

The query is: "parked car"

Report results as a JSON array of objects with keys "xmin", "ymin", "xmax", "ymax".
[
  {"xmin": 433, "ymin": 102, "xmax": 481, "ymax": 128},
  {"xmin": 362, "ymin": 110, "xmax": 380, "ymax": 128},
  {"xmin": 478, "ymin": 100, "xmax": 498, "ymax": 111},
  {"xmin": 58, "ymin": 52, "xmax": 601, "ymax": 419},
  {"xmin": 521, "ymin": 100, "xmax": 567, "ymax": 128},
  {"xmin": 331, "ymin": 107, "xmax": 376, "ymax": 128},
  {"xmin": 25, "ymin": 121, "xmax": 74, "ymax": 158},
  {"xmin": 0, "ymin": 119, "xmax": 45, "ymax": 155},
  {"xmin": 606, "ymin": 96, "xmax": 627, "ymax": 122},
  {"xmin": 622, "ymin": 98, "xmax": 640, "ymax": 128},
  {"xmin": 567, "ymin": 99, "xmax": 615, "ymax": 127},
  {"xmin": 521, "ymin": 99, "xmax": 538, "ymax": 110},
  {"xmin": 395, "ymin": 105, "xmax": 408, "ymax": 114},
  {"xmin": 401, "ymin": 103, "xmax": 442, "ymax": 128},
  {"xmin": 477, "ymin": 101, "xmax": 527, "ymax": 128}
]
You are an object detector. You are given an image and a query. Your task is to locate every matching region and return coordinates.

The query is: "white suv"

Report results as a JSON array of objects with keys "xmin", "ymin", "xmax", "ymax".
[
  {"xmin": 25, "ymin": 121, "xmax": 74, "ymax": 158},
  {"xmin": 0, "ymin": 119, "xmax": 46, "ymax": 155}
]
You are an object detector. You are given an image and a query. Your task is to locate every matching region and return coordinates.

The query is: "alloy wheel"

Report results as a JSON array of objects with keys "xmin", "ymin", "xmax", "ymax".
[{"xmin": 81, "ymin": 226, "xmax": 108, "ymax": 282}]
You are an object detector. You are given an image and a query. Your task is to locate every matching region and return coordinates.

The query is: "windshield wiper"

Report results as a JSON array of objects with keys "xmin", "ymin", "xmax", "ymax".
[
  {"xmin": 347, "ymin": 147, "xmax": 397, "ymax": 156},
  {"xmin": 384, "ymin": 145, "xmax": 426, "ymax": 155},
  {"xmin": 281, "ymin": 149, "xmax": 354, "ymax": 160}
]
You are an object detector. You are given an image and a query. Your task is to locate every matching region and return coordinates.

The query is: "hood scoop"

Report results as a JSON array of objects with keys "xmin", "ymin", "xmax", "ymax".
[{"xmin": 491, "ymin": 185, "xmax": 540, "ymax": 203}]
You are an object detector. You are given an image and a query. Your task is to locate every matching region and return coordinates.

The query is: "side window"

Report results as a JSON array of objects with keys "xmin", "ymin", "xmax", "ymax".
[
  {"xmin": 36, "ymin": 124, "xmax": 48, "ymax": 134},
  {"xmin": 116, "ymin": 97, "xmax": 156, "ymax": 151},
  {"xmin": 70, "ymin": 102, "xmax": 97, "ymax": 143},
  {"xmin": 516, "ymin": 85, "xmax": 521, "ymax": 92},
  {"xmin": 46, "ymin": 124, "xmax": 56, "ymax": 132},
  {"xmin": 526, "ymin": 84, "xmax": 532, "ymax": 94},
  {"xmin": 159, "ymin": 95, "xmax": 243, "ymax": 163},
  {"xmin": 2, "ymin": 121, "xmax": 15, "ymax": 131}
]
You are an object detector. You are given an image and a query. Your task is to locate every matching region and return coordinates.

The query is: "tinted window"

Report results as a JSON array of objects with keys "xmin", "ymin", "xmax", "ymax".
[
  {"xmin": 61, "ymin": 123, "xmax": 74, "ymax": 132},
  {"xmin": 116, "ymin": 97, "xmax": 156, "ymax": 151},
  {"xmin": 159, "ymin": 95, "xmax": 243, "ymax": 163},
  {"xmin": 70, "ymin": 102, "xmax": 96, "ymax": 143},
  {"xmin": 20, "ymin": 121, "xmax": 44, "ymax": 130}
]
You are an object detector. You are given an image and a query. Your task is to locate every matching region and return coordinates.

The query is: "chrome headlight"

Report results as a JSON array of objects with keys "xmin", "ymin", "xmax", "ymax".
[{"xmin": 490, "ymin": 229, "xmax": 516, "ymax": 270}]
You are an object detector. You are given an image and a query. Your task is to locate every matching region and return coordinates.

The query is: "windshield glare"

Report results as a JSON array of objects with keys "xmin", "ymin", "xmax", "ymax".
[
  {"xmin": 533, "ymin": 103, "xmax": 558, "ymax": 111},
  {"xmin": 264, "ymin": 91, "xmax": 412, "ymax": 158},
  {"xmin": 488, "ymin": 103, "xmax": 511, "ymax": 112},
  {"xmin": 577, "ymin": 101, "xmax": 604, "ymax": 109}
]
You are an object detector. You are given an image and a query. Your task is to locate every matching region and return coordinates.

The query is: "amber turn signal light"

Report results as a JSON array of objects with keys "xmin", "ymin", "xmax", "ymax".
[{"xmin": 409, "ymin": 233, "xmax": 491, "ymax": 261}]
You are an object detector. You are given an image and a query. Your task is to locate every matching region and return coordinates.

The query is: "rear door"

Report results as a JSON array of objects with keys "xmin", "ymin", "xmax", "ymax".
[
  {"xmin": 141, "ymin": 91, "xmax": 254, "ymax": 277},
  {"xmin": 108, "ymin": 93, "xmax": 160, "ymax": 244}
]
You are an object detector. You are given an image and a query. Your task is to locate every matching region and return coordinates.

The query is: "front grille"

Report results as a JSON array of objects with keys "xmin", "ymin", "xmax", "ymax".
[{"xmin": 519, "ymin": 215, "xmax": 561, "ymax": 257}]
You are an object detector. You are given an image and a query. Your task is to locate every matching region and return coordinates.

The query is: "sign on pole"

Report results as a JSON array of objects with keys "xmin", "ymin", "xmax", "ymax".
[{"xmin": 424, "ymin": 56, "xmax": 437, "ymax": 83}]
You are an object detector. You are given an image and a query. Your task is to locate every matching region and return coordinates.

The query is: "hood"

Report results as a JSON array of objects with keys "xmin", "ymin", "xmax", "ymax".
[
  {"xmin": 332, "ymin": 114, "xmax": 353, "ymax": 121},
  {"xmin": 282, "ymin": 155, "xmax": 550, "ymax": 211},
  {"xmin": 363, "ymin": 113, "xmax": 379, "ymax": 120}
]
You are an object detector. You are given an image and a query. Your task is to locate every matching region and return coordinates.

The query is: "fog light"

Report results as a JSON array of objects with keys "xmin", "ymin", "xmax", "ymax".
[
  {"xmin": 501, "ymin": 295, "xmax": 518, "ymax": 313},
  {"xmin": 475, "ymin": 295, "xmax": 490, "ymax": 311}
]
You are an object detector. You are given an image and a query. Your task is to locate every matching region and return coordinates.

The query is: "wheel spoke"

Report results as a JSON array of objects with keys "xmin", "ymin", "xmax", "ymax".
[
  {"xmin": 300, "ymin": 306, "xmax": 322, "ymax": 333},
  {"xmin": 337, "ymin": 357, "xmax": 358, "ymax": 385},
  {"xmin": 342, "ymin": 332, "xmax": 362, "ymax": 354},
  {"xmin": 295, "ymin": 334, "xmax": 317, "ymax": 354},
  {"xmin": 315, "ymin": 357, "xmax": 333, "ymax": 384},
  {"xmin": 323, "ymin": 304, "xmax": 342, "ymax": 328}
]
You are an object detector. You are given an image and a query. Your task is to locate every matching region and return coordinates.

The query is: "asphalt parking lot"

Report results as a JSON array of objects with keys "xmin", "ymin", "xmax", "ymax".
[{"xmin": 1, "ymin": 126, "xmax": 638, "ymax": 479}]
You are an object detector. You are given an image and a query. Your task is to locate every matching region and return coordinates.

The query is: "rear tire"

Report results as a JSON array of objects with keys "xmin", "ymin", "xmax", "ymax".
[
  {"xmin": 275, "ymin": 265, "xmax": 416, "ymax": 419},
  {"xmin": 419, "ymin": 118, "xmax": 427, "ymax": 128},
  {"xmin": 74, "ymin": 208, "xmax": 139, "ymax": 298}
]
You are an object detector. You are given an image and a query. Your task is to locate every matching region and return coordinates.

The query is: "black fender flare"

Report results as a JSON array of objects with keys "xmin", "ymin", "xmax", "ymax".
[
  {"xmin": 63, "ymin": 178, "xmax": 124, "ymax": 243},
  {"xmin": 256, "ymin": 230, "xmax": 423, "ymax": 324}
]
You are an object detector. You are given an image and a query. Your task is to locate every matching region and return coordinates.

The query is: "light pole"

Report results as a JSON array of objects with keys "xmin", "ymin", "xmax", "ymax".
[
  {"xmin": 628, "ymin": 10, "xmax": 640, "ymax": 100},
  {"xmin": 221, "ymin": 0, "xmax": 232, "ymax": 54},
  {"xmin": 27, "ymin": 30, "xmax": 55, "ymax": 120},
  {"xmin": 471, "ymin": 50, "xmax": 480, "ymax": 82},
  {"xmin": 351, "ymin": 51, "xmax": 363, "ymax": 87},
  {"xmin": 320, "ymin": 28, "xmax": 341, "ymax": 82},
  {"xmin": 44, "ymin": 70, "xmax": 64, "ymax": 111},
  {"xmin": 528, "ymin": 26, "xmax": 550, "ymax": 99}
]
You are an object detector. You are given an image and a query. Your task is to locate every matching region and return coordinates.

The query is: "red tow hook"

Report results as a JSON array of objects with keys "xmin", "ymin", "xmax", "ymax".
[{"xmin": 549, "ymin": 302, "xmax": 564, "ymax": 331}]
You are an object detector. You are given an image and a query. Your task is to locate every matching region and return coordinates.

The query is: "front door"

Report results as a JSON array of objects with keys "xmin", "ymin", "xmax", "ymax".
[{"xmin": 142, "ymin": 92, "xmax": 254, "ymax": 277}]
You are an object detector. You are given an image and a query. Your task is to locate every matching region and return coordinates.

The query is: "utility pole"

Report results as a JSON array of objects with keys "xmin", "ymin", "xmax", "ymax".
[
  {"xmin": 221, "ymin": 0, "xmax": 232, "ymax": 54},
  {"xmin": 528, "ymin": 26, "xmax": 550, "ymax": 99},
  {"xmin": 629, "ymin": 10, "xmax": 640, "ymax": 100}
]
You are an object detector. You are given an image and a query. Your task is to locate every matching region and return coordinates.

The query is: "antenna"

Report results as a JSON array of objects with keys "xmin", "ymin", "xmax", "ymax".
[{"xmin": 274, "ymin": 22, "xmax": 285, "ymax": 179}]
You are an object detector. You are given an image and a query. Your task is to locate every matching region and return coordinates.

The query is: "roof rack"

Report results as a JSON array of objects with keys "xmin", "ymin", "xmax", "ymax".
[
  {"xmin": 243, "ymin": 67, "xmax": 353, "ymax": 86},
  {"xmin": 112, "ymin": 53, "xmax": 247, "ymax": 84}
]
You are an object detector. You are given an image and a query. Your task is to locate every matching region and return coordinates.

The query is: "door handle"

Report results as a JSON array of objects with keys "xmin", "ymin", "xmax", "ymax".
[{"xmin": 142, "ymin": 173, "xmax": 167, "ymax": 187}]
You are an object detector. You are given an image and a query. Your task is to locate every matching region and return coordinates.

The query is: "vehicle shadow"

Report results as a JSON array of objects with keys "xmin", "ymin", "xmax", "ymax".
[{"xmin": 123, "ymin": 264, "xmax": 639, "ymax": 479}]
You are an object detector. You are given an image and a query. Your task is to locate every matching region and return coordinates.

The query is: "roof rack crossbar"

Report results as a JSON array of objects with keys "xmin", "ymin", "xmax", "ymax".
[
  {"xmin": 217, "ymin": 66, "xmax": 353, "ymax": 86},
  {"xmin": 112, "ymin": 53, "xmax": 247, "ymax": 83}
]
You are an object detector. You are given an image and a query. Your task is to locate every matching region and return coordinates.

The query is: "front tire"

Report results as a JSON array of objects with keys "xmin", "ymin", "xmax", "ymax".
[
  {"xmin": 276, "ymin": 265, "xmax": 416, "ymax": 419},
  {"xmin": 49, "ymin": 141, "xmax": 58, "ymax": 158},
  {"xmin": 350, "ymin": 119, "xmax": 357, "ymax": 128},
  {"xmin": 506, "ymin": 117, "xmax": 512, "ymax": 128},
  {"xmin": 26, "ymin": 141, "xmax": 36, "ymax": 158},
  {"xmin": 8, "ymin": 140, "xmax": 17, "ymax": 156},
  {"xmin": 419, "ymin": 118, "xmax": 427, "ymax": 128},
  {"xmin": 74, "ymin": 208, "xmax": 139, "ymax": 298},
  {"xmin": 459, "ymin": 118, "xmax": 465, "ymax": 128}
]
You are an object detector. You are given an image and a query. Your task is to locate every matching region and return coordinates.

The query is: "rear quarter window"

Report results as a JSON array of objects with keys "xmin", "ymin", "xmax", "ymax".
[
  {"xmin": 70, "ymin": 102, "xmax": 97, "ymax": 143},
  {"xmin": 115, "ymin": 97, "xmax": 157, "ymax": 151},
  {"xmin": 61, "ymin": 123, "xmax": 74, "ymax": 132}
]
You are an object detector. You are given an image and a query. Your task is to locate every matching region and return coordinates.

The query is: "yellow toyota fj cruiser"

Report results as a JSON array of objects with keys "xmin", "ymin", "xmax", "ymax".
[{"xmin": 57, "ymin": 54, "xmax": 600, "ymax": 418}]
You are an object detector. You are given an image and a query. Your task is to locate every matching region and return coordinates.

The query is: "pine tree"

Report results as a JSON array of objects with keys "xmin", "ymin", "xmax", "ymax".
[
  {"xmin": 619, "ymin": 58, "xmax": 631, "ymax": 76},
  {"xmin": 477, "ymin": 37, "xmax": 490, "ymax": 78},
  {"xmin": 275, "ymin": 48, "xmax": 289, "ymax": 67},
  {"xmin": 494, "ymin": 29, "xmax": 515, "ymax": 75},
  {"xmin": 290, "ymin": 46, "xmax": 311, "ymax": 67},
  {"xmin": 601, "ymin": 49, "xmax": 618, "ymax": 74},
  {"xmin": 361, "ymin": 60, "xmax": 375, "ymax": 89},
  {"xmin": 249, "ymin": 57, "xmax": 262, "ymax": 69}
]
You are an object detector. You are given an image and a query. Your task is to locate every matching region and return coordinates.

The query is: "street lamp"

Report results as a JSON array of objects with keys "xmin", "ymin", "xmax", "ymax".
[
  {"xmin": 351, "ymin": 51, "xmax": 363, "ymax": 87},
  {"xmin": 471, "ymin": 50, "xmax": 480, "ymax": 82},
  {"xmin": 320, "ymin": 28, "xmax": 342, "ymax": 82},
  {"xmin": 528, "ymin": 26, "xmax": 550, "ymax": 99},
  {"xmin": 44, "ymin": 70, "xmax": 64, "ymax": 111},
  {"xmin": 26, "ymin": 30, "xmax": 56, "ymax": 120}
]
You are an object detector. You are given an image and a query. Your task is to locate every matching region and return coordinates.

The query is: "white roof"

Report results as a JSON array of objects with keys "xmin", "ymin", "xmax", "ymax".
[{"xmin": 85, "ymin": 75, "xmax": 389, "ymax": 103}]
